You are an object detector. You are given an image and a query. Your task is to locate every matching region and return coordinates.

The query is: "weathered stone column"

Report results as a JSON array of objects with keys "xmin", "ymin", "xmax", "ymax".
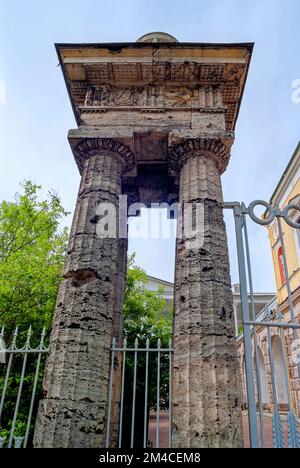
[
  {"xmin": 171, "ymin": 138, "xmax": 243, "ymax": 448},
  {"xmin": 34, "ymin": 138, "xmax": 132, "ymax": 448}
]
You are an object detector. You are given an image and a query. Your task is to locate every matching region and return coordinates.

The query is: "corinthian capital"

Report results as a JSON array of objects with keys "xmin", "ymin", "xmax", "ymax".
[
  {"xmin": 169, "ymin": 132, "xmax": 234, "ymax": 175},
  {"xmin": 72, "ymin": 137, "xmax": 136, "ymax": 174}
]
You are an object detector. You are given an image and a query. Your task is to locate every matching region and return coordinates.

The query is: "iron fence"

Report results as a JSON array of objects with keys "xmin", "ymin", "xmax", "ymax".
[
  {"xmin": 226, "ymin": 200, "xmax": 300, "ymax": 448},
  {"xmin": 1, "ymin": 199, "xmax": 300, "ymax": 449},
  {"xmin": 106, "ymin": 338, "xmax": 173, "ymax": 449},
  {"xmin": 0, "ymin": 326, "xmax": 49, "ymax": 448}
]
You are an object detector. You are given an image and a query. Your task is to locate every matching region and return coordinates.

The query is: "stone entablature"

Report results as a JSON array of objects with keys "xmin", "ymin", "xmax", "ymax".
[
  {"xmin": 59, "ymin": 42, "xmax": 252, "ymax": 208},
  {"xmin": 56, "ymin": 42, "xmax": 252, "ymax": 132}
]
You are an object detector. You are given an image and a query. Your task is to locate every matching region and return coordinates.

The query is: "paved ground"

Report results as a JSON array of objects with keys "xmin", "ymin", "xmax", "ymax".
[
  {"xmin": 148, "ymin": 411, "xmax": 289, "ymax": 448},
  {"xmin": 242, "ymin": 412, "xmax": 289, "ymax": 448}
]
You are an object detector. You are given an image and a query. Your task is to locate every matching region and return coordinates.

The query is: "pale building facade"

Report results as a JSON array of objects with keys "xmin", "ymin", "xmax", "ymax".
[
  {"xmin": 237, "ymin": 142, "xmax": 300, "ymax": 417},
  {"xmin": 267, "ymin": 142, "xmax": 300, "ymax": 305}
]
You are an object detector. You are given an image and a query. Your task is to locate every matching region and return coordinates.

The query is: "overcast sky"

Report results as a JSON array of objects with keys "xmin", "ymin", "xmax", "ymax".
[{"xmin": 1, "ymin": 0, "xmax": 299, "ymax": 291}]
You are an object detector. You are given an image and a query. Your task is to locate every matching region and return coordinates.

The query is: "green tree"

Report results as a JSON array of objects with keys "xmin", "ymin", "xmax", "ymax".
[
  {"xmin": 0, "ymin": 181, "xmax": 69, "ymax": 446},
  {"xmin": 0, "ymin": 180, "xmax": 69, "ymax": 337}
]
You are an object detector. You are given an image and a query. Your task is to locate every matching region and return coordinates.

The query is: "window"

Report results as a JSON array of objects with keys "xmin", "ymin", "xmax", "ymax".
[{"xmin": 278, "ymin": 246, "xmax": 286, "ymax": 285}]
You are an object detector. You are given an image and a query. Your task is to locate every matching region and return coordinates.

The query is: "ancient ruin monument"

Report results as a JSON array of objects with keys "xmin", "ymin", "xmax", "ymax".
[{"xmin": 34, "ymin": 33, "xmax": 253, "ymax": 448}]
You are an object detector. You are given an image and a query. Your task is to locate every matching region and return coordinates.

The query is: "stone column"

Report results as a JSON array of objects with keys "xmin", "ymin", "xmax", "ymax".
[
  {"xmin": 171, "ymin": 138, "xmax": 243, "ymax": 448},
  {"xmin": 34, "ymin": 139, "xmax": 131, "ymax": 448}
]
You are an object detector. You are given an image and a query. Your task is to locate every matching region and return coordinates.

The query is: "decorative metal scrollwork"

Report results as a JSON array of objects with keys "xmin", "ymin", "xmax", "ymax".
[
  {"xmin": 245, "ymin": 200, "xmax": 300, "ymax": 228},
  {"xmin": 283, "ymin": 204, "xmax": 300, "ymax": 228}
]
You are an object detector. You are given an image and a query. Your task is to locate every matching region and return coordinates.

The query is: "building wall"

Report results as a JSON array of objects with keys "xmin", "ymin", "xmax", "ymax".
[
  {"xmin": 146, "ymin": 275, "xmax": 174, "ymax": 316},
  {"xmin": 266, "ymin": 151, "xmax": 300, "ymax": 305},
  {"xmin": 237, "ymin": 309, "xmax": 300, "ymax": 417},
  {"xmin": 238, "ymin": 143, "xmax": 300, "ymax": 417}
]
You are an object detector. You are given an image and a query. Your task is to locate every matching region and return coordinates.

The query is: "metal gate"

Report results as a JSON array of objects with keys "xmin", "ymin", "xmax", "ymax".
[
  {"xmin": 225, "ymin": 200, "xmax": 300, "ymax": 448},
  {"xmin": 106, "ymin": 338, "xmax": 173, "ymax": 448}
]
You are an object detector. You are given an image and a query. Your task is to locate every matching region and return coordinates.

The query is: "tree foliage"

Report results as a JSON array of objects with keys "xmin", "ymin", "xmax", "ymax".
[
  {"xmin": 0, "ymin": 180, "xmax": 69, "ymax": 336},
  {"xmin": 0, "ymin": 181, "xmax": 69, "ymax": 445}
]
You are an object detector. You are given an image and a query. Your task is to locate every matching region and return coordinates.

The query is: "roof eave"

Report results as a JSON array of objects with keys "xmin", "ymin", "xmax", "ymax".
[{"xmin": 55, "ymin": 41, "xmax": 254, "ymax": 129}]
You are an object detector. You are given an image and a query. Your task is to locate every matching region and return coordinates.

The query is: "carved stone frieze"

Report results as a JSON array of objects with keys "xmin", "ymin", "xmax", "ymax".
[{"xmin": 83, "ymin": 84, "xmax": 224, "ymax": 110}]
